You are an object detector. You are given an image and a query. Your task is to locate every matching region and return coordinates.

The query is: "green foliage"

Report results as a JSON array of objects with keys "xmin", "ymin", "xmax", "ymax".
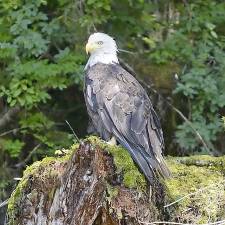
[
  {"xmin": 0, "ymin": 0, "xmax": 224, "ymax": 168},
  {"xmin": 0, "ymin": 139, "xmax": 24, "ymax": 158},
  {"xmin": 146, "ymin": 1, "xmax": 225, "ymax": 153},
  {"xmin": 173, "ymin": 2, "xmax": 225, "ymax": 153},
  {"xmin": 19, "ymin": 112, "xmax": 54, "ymax": 131},
  {"xmin": 0, "ymin": 0, "xmax": 85, "ymax": 163}
]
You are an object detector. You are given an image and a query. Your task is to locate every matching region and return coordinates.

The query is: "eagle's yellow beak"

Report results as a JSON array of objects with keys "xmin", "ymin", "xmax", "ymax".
[{"xmin": 85, "ymin": 42, "xmax": 98, "ymax": 54}]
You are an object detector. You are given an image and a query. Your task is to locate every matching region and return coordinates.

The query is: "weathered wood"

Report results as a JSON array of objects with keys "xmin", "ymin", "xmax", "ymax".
[
  {"xmin": 8, "ymin": 140, "xmax": 225, "ymax": 225},
  {"xmin": 7, "ymin": 142, "xmax": 160, "ymax": 225}
]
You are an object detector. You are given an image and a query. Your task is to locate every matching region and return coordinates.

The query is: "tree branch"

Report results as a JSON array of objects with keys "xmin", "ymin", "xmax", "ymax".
[
  {"xmin": 0, "ymin": 199, "xmax": 8, "ymax": 208},
  {"xmin": 0, "ymin": 127, "xmax": 22, "ymax": 137},
  {"xmin": 0, "ymin": 106, "xmax": 20, "ymax": 130},
  {"xmin": 15, "ymin": 144, "xmax": 41, "ymax": 168},
  {"xmin": 139, "ymin": 220, "xmax": 225, "ymax": 225}
]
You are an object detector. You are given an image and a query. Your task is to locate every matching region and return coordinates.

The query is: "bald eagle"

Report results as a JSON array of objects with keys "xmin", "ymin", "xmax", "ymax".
[{"xmin": 84, "ymin": 33, "xmax": 170, "ymax": 183}]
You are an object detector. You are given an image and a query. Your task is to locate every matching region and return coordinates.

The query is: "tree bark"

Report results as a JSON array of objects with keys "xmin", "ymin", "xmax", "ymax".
[{"xmin": 7, "ymin": 142, "xmax": 162, "ymax": 225}]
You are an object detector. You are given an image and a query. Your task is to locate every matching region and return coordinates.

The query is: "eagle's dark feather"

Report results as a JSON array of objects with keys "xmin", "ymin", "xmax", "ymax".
[{"xmin": 84, "ymin": 63, "xmax": 170, "ymax": 183}]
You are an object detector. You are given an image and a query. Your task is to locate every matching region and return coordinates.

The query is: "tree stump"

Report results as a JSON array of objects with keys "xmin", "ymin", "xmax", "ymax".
[
  {"xmin": 7, "ymin": 137, "xmax": 225, "ymax": 225},
  {"xmin": 7, "ymin": 141, "xmax": 162, "ymax": 225}
]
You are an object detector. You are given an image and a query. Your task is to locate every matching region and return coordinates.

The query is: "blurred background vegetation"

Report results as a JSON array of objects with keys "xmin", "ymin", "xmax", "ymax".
[{"xmin": 0, "ymin": 0, "xmax": 225, "ymax": 222}]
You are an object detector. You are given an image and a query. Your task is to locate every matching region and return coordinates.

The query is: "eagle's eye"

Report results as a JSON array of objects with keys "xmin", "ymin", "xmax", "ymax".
[{"xmin": 97, "ymin": 41, "xmax": 103, "ymax": 45}]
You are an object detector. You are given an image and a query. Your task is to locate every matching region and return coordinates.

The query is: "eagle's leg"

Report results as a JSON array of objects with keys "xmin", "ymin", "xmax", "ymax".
[{"xmin": 107, "ymin": 136, "xmax": 117, "ymax": 146}]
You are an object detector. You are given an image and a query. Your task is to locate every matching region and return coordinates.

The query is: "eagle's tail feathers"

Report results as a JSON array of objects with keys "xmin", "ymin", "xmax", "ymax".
[
  {"xmin": 128, "ymin": 146, "xmax": 155, "ymax": 183},
  {"xmin": 156, "ymin": 155, "xmax": 171, "ymax": 179},
  {"xmin": 113, "ymin": 129, "xmax": 169, "ymax": 184},
  {"xmin": 113, "ymin": 132, "xmax": 155, "ymax": 183}
]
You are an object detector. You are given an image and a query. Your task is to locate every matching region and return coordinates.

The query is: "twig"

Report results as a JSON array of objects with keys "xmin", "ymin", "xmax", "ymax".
[
  {"xmin": 165, "ymin": 101, "xmax": 211, "ymax": 153},
  {"xmin": 118, "ymin": 49, "xmax": 135, "ymax": 55},
  {"xmin": 15, "ymin": 144, "xmax": 41, "ymax": 168},
  {"xmin": 0, "ymin": 127, "xmax": 23, "ymax": 137},
  {"xmin": 92, "ymin": 23, "xmax": 97, "ymax": 32},
  {"xmin": 0, "ymin": 106, "xmax": 20, "ymax": 130},
  {"xmin": 119, "ymin": 59, "xmax": 137, "ymax": 77},
  {"xmin": 0, "ymin": 199, "xmax": 8, "ymax": 208},
  {"xmin": 0, "ymin": 180, "xmax": 23, "ymax": 208},
  {"xmin": 139, "ymin": 222, "xmax": 188, "ymax": 225},
  {"xmin": 164, "ymin": 179, "xmax": 225, "ymax": 208},
  {"xmin": 65, "ymin": 120, "xmax": 80, "ymax": 143},
  {"xmin": 139, "ymin": 220, "xmax": 225, "ymax": 225}
]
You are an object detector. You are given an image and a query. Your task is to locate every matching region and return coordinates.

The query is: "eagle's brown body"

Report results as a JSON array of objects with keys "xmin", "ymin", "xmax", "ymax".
[{"xmin": 84, "ymin": 63, "xmax": 170, "ymax": 183}]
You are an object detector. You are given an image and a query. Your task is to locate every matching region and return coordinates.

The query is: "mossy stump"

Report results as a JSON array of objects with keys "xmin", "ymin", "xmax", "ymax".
[
  {"xmin": 7, "ymin": 137, "xmax": 225, "ymax": 225},
  {"xmin": 7, "ymin": 139, "xmax": 160, "ymax": 225}
]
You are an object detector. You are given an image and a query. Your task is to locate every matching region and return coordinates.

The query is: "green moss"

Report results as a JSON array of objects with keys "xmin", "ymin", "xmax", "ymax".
[
  {"xmin": 86, "ymin": 136, "xmax": 146, "ymax": 190},
  {"xmin": 69, "ymin": 142, "xmax": 80, "ymax": 152},
  {"xmin": 7, "ymin": 155, "xmax": 69, "ymax": 224},
  {"xmin": 106, "ymin": 184, "xmax": 119, "ymax": 203},
  {"xmin": 54, "ymin": 142, "xmax": 79, "ymax": 158},
  {"xmin": 8, "ymin": 137, "xmax": 225, "ymax": 224},
  {"xmin": 175, "ymin": 155, "xmax": 225, "ymax": 172},
  {"xmin": 165, "ymin": 155, "xmax": 225, "ymax": 223},
  {"xmin": 8, "ymin": 137, "xmax": 146, "ymax": 223}
]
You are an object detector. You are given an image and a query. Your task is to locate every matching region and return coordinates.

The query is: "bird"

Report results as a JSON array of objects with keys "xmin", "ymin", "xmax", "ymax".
[{"xmin": 84, "ymin": 32, "xmax": 170, "ymax": 184}]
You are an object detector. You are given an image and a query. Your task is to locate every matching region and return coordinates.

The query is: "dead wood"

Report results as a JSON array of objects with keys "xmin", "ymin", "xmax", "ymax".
[{"xmin": 7, "ymin": 142, "xmax": 162, "ymax": 225}]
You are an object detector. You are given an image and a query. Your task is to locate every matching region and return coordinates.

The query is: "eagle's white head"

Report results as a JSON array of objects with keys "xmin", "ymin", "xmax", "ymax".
[{"xmin": 85, "ymin": 32, "xmax": 119, "ymax": 70}]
